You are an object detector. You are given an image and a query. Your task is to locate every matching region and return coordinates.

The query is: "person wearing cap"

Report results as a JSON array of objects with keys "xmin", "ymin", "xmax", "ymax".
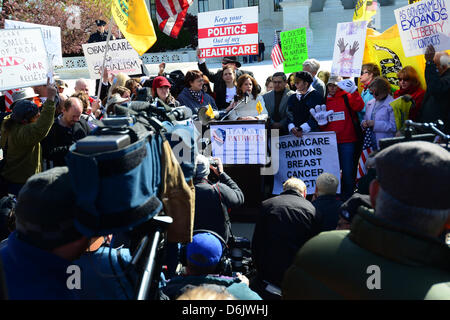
[
  {"xmin": 192, "ymin": 155, "xmax": 244, "ymax": 244},
  {"xmin": 0, "ymin": 167, "xmax": 92, "ymax": 299},
  {"xmin": 177, "ymin": 70, "xmax": 217, "ymax": 115},
  {"xmin": 55, "ymin": 79, "xmax": 69, "ymax": 103},
  {"xmin": 41, "ymin": 97, "xmax": 91, "ymax": 168},
  {"xmin": 105, "ymin": 93, "xmax": 130, "ymax": 116},
  {"xmin": 152, "ymin": 76, "xmax": 180, "ymax": 109},
  {"xmin": 88, "ymin": 19, "xmax": 115, "ymax": 43},
  {"xmin": 196, "ymin": 48, "xmax": 257, "ymax": 100},
  {"xmin": 312, "ymin": 76, "xmax": 364, "ymax": 200},
  {"xmin": 162, "ymin": 232, "xmax": 261, "ymax": 300},
  {"xmin": 0, "ymin": 81, "xmax": 57, "ymax": 196},
  {"xmin": 282, "ymin": 141, "xmax": 450, "ymax": 299},
  {"xmin": 311, "ymin": 172, "xmax": 343, "ymax": 231},
  {"xmin": 286, "ymin": 71, "xmax": 325, "ymax": 138},
  {"xmin": 251, "ymin": 177, "xmax": 320, "ymax": 300}
]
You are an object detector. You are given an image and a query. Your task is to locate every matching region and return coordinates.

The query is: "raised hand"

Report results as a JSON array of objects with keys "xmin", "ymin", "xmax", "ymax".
[
  {"xmin": 310, "ymin": 104, "xmax": 333, "ymax": 126},
  {"xmin": 337, "ymin": 38, "xmax": 347, "ymax": 54},
  {"xmin": 425, "ymin": 44, "xmax": 435, "ymax": 62},
  {"xmin": 349, "ymin": 41, "xmax": 359, "ymax": 56},
  {"xmin": 337, "ymin": 79, "xmax": 357, "ymax": 93},
  {"xmin": 45, "ymin": 77, "xmax": 57, "ymax": 102}
]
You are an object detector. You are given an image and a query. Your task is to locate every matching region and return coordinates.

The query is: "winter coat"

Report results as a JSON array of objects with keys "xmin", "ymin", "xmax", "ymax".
[
  {"xmin": 176, "ymin": 87, "xmax": 217, "ymax": 115},
  {"xmin": 363, "ymin": 95, "xmax": 396, "ymax": 149},
  {"xmin": 263, "ymin": 88, "xmax": 295, "ymax": 132}
]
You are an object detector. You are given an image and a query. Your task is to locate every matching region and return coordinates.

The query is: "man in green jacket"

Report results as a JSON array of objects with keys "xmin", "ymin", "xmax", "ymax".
[
  {"xmin": 282, "ymin": 141, "xmax": 450, "ymax": 299},
  {"xmin": 0, "ymin": 81, "xmax": 56, "ymax": 196}
]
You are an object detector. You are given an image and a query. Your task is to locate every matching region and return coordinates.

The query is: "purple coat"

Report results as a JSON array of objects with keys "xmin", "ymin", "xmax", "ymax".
[{"xmin": 362, "ymin": 95, "xmax": 397, "ymax": 148}]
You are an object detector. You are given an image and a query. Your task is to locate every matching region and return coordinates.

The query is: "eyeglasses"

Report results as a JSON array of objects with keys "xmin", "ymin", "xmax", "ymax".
[{"xmin": 361, "ymin": 71, "xmax": 369, "ymax": 75}]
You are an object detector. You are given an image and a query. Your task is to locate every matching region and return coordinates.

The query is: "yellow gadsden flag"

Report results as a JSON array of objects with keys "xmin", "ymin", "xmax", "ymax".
[
  {"xmin": 362, "ymin": 25, "xmax": 426, "ymax": 92},
  {"xmin": 111, "ymin": 0, "xmax": 157, "ymax": 56},
  {"xmin": 353, "ymin": 0, "xmax": 377, "ymax": 22},
  {"xmin": 205, "ymin": 104, "xmax": 215, "ymax": 119}
]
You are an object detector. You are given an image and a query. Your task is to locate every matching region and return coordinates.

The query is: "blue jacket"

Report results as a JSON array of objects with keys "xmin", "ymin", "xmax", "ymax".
[
  {"xmin": 177, "ymin": 87, "xmax": 217, "ymax": 115},
  {"xmin": 0, "ymin": 232, "xmax": 78, "ymax": 300}
]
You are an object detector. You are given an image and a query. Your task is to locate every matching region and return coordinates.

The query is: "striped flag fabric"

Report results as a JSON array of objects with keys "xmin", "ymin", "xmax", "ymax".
[
  {"xmin": 156, "ymin": 0, "xmax": 193, "ymax": 38},
  {"xmin": 2, "ymin": 89, "xmax": 19, "ymax": 112},
  {"xmin": 356, "ymin": 127, "xmax": 374, "ymax": 180},
  {"xmin": 271, "ymin": 31, "xmax": 284, "ymax": 69}
]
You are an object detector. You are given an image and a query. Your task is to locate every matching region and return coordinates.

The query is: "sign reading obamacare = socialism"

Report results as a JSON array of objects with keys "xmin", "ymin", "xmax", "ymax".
[
  {"xmin": 272, "ymin": 132, "xmax": 341, "ymax": 195},
  {"xmin": 82, "ymin": 39, "xmax": 142, "ymax": 80},
  {"xmin": 394, "ymin": 0, "xmax": 450, "ymax": 57},
  {"xmin": 198, "ymin": 6, "xmax": 259, "ymax": 58},
  {"xmin": 0, "ymin": 28, "xmax": 49, "ymax": 91}
]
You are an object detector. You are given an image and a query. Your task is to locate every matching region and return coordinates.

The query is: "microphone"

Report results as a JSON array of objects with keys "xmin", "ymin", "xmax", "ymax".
[{"xmin": 244, "ymin": 92, "xmax": 249, "ymax": 104}]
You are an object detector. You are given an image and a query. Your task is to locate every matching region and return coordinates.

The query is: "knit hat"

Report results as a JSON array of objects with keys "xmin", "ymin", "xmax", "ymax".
[
  {"xmin": 14, "ymin": 167, "xmax": 84, "ymax": 250},
  {"xmin": 186, "ymin": 233, "xmax": 223, "ymax": 267},
  {"xmin": 295, "ymin": 71, "xmax": 314, "ymax": 84},
  {"xmin": 194, "ymin": 154, "xmax": 210, "ymax": 179},
  {"xmin": 374, "ymin": 141, "xmax": 450, "ymax": 210},
  {"xmin": 11, "ymin": 100, "xmax": 39, "ymax": 123}
]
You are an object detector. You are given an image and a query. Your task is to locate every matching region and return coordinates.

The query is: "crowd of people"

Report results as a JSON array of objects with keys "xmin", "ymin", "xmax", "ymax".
[{"xmin": 0, "ymin": 35, "xmax": 449, "ymax": 300}]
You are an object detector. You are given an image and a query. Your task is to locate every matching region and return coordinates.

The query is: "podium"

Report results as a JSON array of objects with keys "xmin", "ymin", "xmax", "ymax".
[{"xmin": 208, "ymin": 119, "xmax": 269, "ymax": 221}]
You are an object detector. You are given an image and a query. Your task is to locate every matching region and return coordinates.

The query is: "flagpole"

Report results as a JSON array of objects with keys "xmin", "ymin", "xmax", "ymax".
[{"xmin": 96, "ymin": 15, "xmax": 114, "ymax": 102}]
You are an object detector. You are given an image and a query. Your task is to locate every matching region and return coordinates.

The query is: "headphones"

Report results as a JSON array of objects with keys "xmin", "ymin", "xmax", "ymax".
[{"xmin": 180, "ymin": 229, "xmax": 232, "ymax": 276}]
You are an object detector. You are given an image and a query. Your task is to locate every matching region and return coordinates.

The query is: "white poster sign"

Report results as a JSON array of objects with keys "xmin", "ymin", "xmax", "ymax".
[
  {"xmin": 198, "ymin": 6, "xmax": 259, "ymax": 58},
  {"xmin": 210, "ymin": 122, "xmax": 267, "ymax": 165},
  {"xmin": 394, "ymin": 0, "xmax": 450, "ymax": 57},
  {"xmin": 0, "ymin": 28, "xmax": 49, "ymax": 91},
  {"xmin": 82, "ymin": 39, "xmax": 142, "ymax": 79},
  {"xmin": 272, "ymin": 132, "xmax": 341, "ymax": 195},
  {"xmin": 5, "ymin": 19, "xmax": 63, "ymax": 67},
  {"xmin": 331, "ymin": 21, "xmax": 368, "ymax": 77}
]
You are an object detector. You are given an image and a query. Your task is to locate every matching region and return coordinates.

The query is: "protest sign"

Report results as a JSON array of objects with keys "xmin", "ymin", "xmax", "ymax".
[
  {"xmin": 4, "ymin": 19, "xmax": 63, "ymax": 67},
  {"xmin": 209, "ymin": 121, "xmax": 267, "ymax": 165},
  {"xmin": 0, "ymin": 28, "xmax": 49, "ymax": 91},
  {"xmin": 331, "ymin": 21, "xmax": 368, "ymax": 77},
  {"xmin": 280, "ymin": 28, "xmax": 308, "ymax": 74},
  {"xmin": 198, "ymin": 6, "xmax": 259, "ymax": 58},
  {"xmin": 394, "ymin": 0, "xmax": 450, "ymax": 57},
  {"xmin": 272, "ymin": 132, "xmax": 341, "ymax": 195},
  {"xmin": 82, "ymin": 39, "xmax": 142, "ymax": 79}
]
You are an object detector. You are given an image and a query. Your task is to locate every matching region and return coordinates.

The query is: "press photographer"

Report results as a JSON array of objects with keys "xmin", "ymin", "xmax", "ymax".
[{"xmin": 193, "ymin": 154, "xmax": 244, "ymax": 244}]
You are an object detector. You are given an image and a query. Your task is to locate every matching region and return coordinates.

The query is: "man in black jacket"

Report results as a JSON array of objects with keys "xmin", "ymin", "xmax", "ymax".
[
  {"xmin": 251, "ymin": 177, "xmax": 321, "ymax": 299},
  {"xmin": 42, "ymin": 97, "xmax": 91, "ymax": 168},
  {"xmin": 193, "ymin": 154, "xmax": 244, "ymax": 244}
]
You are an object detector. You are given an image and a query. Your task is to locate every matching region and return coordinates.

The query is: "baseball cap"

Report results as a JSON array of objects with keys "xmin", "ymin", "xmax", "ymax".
[
  {"xmin": 186, "ymin": 233, "xmax": 223, "ymax": 267},
  {"xmin": 152, "ymin": 76, "xmax": 172, "ymax": 91}
]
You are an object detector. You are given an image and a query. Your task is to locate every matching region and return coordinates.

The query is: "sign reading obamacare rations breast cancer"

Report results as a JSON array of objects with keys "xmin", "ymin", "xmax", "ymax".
[{"xmin": 198, "ymin": 6, "xmax": 259, "ymax": 58}]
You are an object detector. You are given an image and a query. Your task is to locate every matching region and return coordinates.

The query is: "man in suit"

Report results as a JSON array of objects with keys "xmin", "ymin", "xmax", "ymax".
[
  {"xmin": 303, "ymin": 59, "xmax": 326, "ymax": 99},
  {"xmin": 263, "ymin": 72, "xmax": 294, "ymax": 135}
]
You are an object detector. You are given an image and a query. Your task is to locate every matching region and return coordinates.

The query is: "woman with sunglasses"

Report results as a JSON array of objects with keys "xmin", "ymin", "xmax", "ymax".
[
  {"xmin": 393, "ymin": 66, "xmax": 425, "ymax": 122},
  {"xmin": 359, "ymin": 63, "xmax": 381, "ymax": 121},
  {"xmin": 361, "ymin": 77, "xmax": 397, "ymax": 150}
]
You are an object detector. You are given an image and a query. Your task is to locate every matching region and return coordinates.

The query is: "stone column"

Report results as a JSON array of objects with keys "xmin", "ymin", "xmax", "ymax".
[{"xmin": 280, "ymin": 0, "xmax": 313, "ymax": 47}]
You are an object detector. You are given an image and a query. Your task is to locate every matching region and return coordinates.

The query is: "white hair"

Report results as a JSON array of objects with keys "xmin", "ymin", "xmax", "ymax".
[
  {"xmin": 283, "ymin": 178, "xmax": 307, "ymax": 196},
  {"xmin": 303, "ymin": 59, "xmax": 321, "ymax": 74},
  {"xmin": 316, "ymin": 173, "xmax": 339, "ymax": 196},
  {"xmin": 375, "ymin": 188, "xmax": 449, "ymax": 237}
]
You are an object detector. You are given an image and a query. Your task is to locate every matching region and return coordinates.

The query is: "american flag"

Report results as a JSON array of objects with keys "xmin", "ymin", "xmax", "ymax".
[
  {"xmin": 2, "ymin": 89, "xmax": 19, "ymax": 112},
  {"xmin": 156, "ymin": 0, "xmax": 193, "ymax": 38},
  {"xmin": 271, "ymin": 31, "xmax": 284, "ymax": 69},
  {"xmin": 356, "ymin": 128, "xmax": 374, "ymax": 180}
]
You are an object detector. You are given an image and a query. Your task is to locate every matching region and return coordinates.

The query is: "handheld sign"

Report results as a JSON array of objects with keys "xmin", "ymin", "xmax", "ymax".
[
  {"xmin": 82, "ymin": 39, "xmax": 143, "ymax": 80},
  {"xmin": 198, "ymin": 6, "xmax": 259, "ymax": 58},
  {"xmin": 331, "ymin": 21, "xmax": 368, "ymax": 77},
  {"xmin": 4, "ymin": 19, "xmax": 63, "ymax": 67},
  {"xmin": 280, "ymin": 28, "xmax": 308, "ymax": 74},
  {"xmin": 272, "ymin": 132, "xmax": 341, "ymax": 195},
  {"xmin": 0, "ymin": 28, "xmax": 49, "ymax": 91},
  {"xmin": 394, "ymin": 0, "xmax": 450, "ymax": 57}
]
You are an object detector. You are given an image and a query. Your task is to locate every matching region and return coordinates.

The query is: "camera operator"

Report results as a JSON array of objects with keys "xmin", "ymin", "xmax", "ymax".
[{"xmin": 193, "ymin": 154, "xmax": 244, "ymax": 244}]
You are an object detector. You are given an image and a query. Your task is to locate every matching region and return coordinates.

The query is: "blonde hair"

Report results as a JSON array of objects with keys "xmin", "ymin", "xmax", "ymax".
[
  {"xmin": 109, "ymin": 73, "xmax": 131, "ymax": 96},
  {"xmin": 283, "ymin": 178, "xmax": 307, "ymax": 196},
  {"xmin": 316, "ymin": 173, "xmax": 339, "ymax": 196}
]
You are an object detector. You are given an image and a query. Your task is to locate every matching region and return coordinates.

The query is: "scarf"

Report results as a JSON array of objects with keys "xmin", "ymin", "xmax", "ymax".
[{"xmin": 189, "ymin": 89, "xmax": 203, "ymax": 103}]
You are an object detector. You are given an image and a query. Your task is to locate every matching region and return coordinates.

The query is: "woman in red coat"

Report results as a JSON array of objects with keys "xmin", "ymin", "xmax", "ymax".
[
  {"xmin": 393, "ymin": 66, "xmax": 425, "ymax": 121},
  {"xmin": 320, "ymin": 76, "xmax": 364, "ymax": 200}
]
